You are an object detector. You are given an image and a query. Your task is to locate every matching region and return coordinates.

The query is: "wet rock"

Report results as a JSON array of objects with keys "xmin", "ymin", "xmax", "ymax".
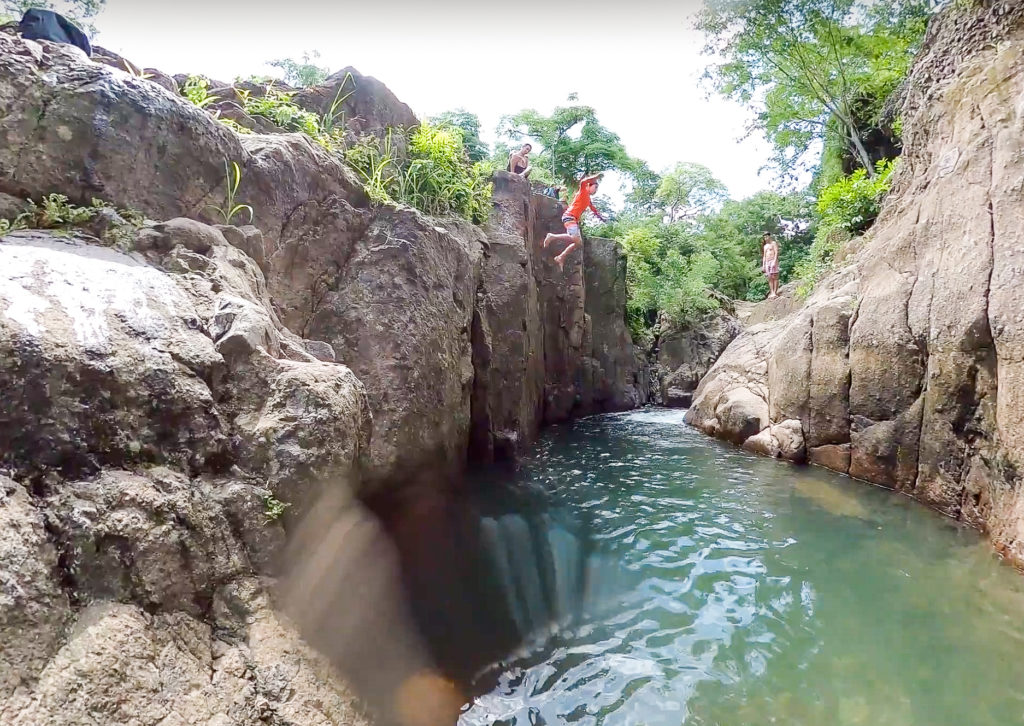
[
  {"xmin": 809, "ymin": 444, "xmax": 852, "ymax": 474},
  {"xmin": 743, "ymin": 419, "xmax": 806, "ymax": 463}
]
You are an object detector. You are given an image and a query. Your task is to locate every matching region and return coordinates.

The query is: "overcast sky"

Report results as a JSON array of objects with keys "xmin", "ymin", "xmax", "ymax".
[{"xmin": 89, "ymin": 0, "xmax": 778, "ymax": 200}]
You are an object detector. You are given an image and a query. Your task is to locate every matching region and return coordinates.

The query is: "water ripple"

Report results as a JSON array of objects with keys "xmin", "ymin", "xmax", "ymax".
[{"xmin": 461, "ymin": 410, "xmax": 1024, "ymax": 726}]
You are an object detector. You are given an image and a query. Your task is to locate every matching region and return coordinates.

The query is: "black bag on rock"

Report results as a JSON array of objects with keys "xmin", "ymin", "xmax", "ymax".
[{"xmin": 18, "ymin": 8, "xmax": 91, "ymax": 56}]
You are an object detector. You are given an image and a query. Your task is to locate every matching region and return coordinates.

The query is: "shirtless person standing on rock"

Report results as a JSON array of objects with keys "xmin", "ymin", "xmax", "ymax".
[
  {"xmin": 762, "ymin": 232, "xmax": 780, "ymax": 299},
  {"xmin": 543, "ymin": 173, "xmax": 605, "ymax": 272}
]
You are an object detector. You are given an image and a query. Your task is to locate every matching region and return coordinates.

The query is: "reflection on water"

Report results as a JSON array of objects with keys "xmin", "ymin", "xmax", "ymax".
[{"xmin": 453, "ymin": 409, "xmax": 1024, "ymax": 726}]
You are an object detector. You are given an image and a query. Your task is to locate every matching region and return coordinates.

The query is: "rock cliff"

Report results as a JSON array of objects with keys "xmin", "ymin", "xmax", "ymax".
[
  {"xmin": 0, "ymin": 31, "xmax": 645, "ymax": 723},
  {"xmin": 688, "ymin": 0, "xmax": 1024, "ymax": 563}
]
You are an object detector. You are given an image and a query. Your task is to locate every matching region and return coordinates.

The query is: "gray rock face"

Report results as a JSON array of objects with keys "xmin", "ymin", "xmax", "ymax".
[
  {"xmin": 286, "ymin": 207, "xmax": 484, "ymax": 489},
  {"xmin": 471, "ymin": 172, "xmax": 545, "ymax": 462},
  {"xmin": 0, "ymin": 221, "xmax": 372, "ymax": 724},
  {"xmin": 531, "ymin": 192, "xmax": 588, "ymax": 422},
  {"xmin": 689, "ymin": 0, "xmax": 1024, "ymax": 563},
  {"xmin": 655, "ymin": 310, "xmax": 741, "ymax": 407},
  {"xmin": 582, "ymin": 237, "xmax": 648, "ymax": 412}
]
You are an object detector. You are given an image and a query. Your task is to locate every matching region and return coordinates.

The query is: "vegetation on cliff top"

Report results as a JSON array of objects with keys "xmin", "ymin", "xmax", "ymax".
[
  {"xmin": 600, "ymin": 0, "xmax": 937, "ymax": 338},
  {"xmin": 19, "ymin": 0, "xmax": 937, "ymax": 329}
]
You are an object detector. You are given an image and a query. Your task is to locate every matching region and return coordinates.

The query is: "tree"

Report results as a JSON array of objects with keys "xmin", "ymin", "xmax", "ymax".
[
  {"xmin": 1, "ymin": 0, "xmax": 104, "ymax": 25},
  {"xmin": 654, "ymin": 163, "xmax": 729, "ymax": 221},
  {"xmin": 696, "ymin": 190, "xmax": 815, "ymax": 298},
  {"xmin": 268, "ymin": 51, "xmax": 329, "ymax": 88},
  {"xmin": 498, "ymin": 101, "xmax": 640, "ymax": 190},
  {"xmin": 698, "ymin": 0, "xmax": 938, "ymax": 178},
  {"xmin": 429, "ymin": 109, "xmax": 489, "ymax": 163}
]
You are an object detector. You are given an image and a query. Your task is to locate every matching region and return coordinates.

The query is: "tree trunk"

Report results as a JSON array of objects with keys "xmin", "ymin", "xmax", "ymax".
[{"xmin": 847, "ymin": 125, "xmax": 876, "ymax": 177}]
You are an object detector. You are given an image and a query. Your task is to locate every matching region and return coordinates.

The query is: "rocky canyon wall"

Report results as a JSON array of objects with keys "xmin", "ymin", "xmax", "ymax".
[
  {"xmin": 688, "ymin": 0, "xmax": 1024, "ymax": 564},
  {"xmin": 0, "ymin": 31, "xmax": 644, "ymax": 724}
]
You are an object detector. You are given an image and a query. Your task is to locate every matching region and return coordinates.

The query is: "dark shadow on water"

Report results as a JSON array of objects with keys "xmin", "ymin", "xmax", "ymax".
[{"xmin": 365, "ymin": 460, "xmax": 622, "ymax": 690}]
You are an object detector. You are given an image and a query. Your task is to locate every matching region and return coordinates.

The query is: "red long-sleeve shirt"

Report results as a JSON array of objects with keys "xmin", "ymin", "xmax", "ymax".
[{"xmin": 566, "ymin": 175, "xmax": 603, "ymax": 221}]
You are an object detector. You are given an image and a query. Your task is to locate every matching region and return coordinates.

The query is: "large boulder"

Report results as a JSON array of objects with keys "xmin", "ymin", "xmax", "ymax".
[
  {"xmin": 294, "ymin": 66, "xmax": 418, "ymax": 151},
  {"xmin": 688, "ymin": 0, "xmax": 1024, "ymax": 563},
  {"xmin": 0, "ymin": 220, "xmax": 373, "ymax": 723},
  {"xmin": 268, "ymin": 204, "xmax": 483, "ymax": 488}
]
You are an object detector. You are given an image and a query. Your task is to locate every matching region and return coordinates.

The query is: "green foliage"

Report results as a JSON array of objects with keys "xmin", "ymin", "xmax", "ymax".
[
  {"xmin": 617, "ymin": 220, "xmax": 723, "ymax": 339},
  {"xmin": 402, "ymin": 124, "xmax": 493, "ymax": 223},
  {"xmin": 215, "ymin": 117, "xmax": 253, "ymax": 135},
  {"xmin": 205, "ymin": 161, "xmax": 254, "ymax": 225},
  {"xmin": 0, "ymin": 194, "xmax": 144, "ymax": 248},
  {"xmin": 263, "ymin": 494, "xmax": 291, "ymax": 523},
  {"xmin": 654, "ymin": 163, "xmax": 728, "ymax": 221},
  {"xmin": 268, "ymin": 51, "xmax": 329, "ymax": 88},
  {"xmin": 698, "ymin": 0, "xmax": 938, "ymax": 177},
  {"xmin": 795, "ymin": 159, "xmax": 896, "ymax": 293},
  {"xmin": 345, "ymin": 124, "xmax": 493, "ymax": 224},
  {"xmin": 182, "ymin": 76, "xmax": 217, "ymax": 109},
  {"xmin": 237, "ymin": 84, "xmax": 345, "ymax": 150},
  {"xmin": 239, "ymin": 85, "xmax": 319, "ymax": 137},
  {"xmin": 344, "ymin": 130, "xmax": 401, "ymax": 206},
  {"xmin": 319, "ymin": 72, "xmax": 355, "ymax": 137},
  {"xmin": 499, "ymin": 102, "xmax": 644, "ymax": 191},
  {"xmin": 430, "ymin": 109, "xmax": 489, "ymax": 163},
  {"xmin": 698, "ymin": 190, "xmax": 816, "ymax": 300},
  {"xmin": 607, "ymin": 182, "xmax": 818, "ymax": 332}
]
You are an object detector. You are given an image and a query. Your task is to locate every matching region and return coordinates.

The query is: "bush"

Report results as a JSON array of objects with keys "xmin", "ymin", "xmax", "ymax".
[
  {"xmin": 795, "ymin": 159, "xmax": 896, "ymax": 294},
  {"xmin": 0, "ymin": 195, "xmax": 144, "ymax": 249},
  {"xmin": 401, "ymin": 124, "xmax": 493, "ymax": 223},
  {"xmin": 344, "ymin": 124, "xmax": 493, "ymax": 224},
  {"xmin": 619, "ymin": 223, "xmax": 720, "ymax": 341}
]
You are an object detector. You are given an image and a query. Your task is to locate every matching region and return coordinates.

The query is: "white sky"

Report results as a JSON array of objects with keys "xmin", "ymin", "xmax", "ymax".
[{"xmin": 89, "ymin": 0, "xmax": 779, "ymax": 200}]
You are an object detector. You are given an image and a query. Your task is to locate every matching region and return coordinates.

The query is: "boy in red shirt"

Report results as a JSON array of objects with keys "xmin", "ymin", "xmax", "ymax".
[{"xmin": 542, "ymin": 173, "xmax": 605, "ymax": 271}]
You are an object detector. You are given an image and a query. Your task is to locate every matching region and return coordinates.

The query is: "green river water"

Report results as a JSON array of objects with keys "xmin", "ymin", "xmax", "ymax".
[{"xmin": 458, "ymin": 409, "xmax": 1024, "ymax": 726}]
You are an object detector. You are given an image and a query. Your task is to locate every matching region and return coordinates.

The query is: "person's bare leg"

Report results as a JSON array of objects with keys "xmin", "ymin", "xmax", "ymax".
[
  {"xmin": 543, "ymin": 232, "xmax": 574, "ymax": 249},
  {"xmin": 554, "ymin": 239, "xmax": 581, "ymax": 271}
]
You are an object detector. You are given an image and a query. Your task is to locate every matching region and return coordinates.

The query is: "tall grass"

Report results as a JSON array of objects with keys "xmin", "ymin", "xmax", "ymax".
[{"xmin": 345, "ymin": 124, "xmax": 493, "ymax": 224}]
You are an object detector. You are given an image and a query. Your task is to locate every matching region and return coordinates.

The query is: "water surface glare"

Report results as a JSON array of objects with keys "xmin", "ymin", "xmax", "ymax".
[{"xmin": 461, "ymin": 409, "xmax": 1024, "ymax": 726}]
